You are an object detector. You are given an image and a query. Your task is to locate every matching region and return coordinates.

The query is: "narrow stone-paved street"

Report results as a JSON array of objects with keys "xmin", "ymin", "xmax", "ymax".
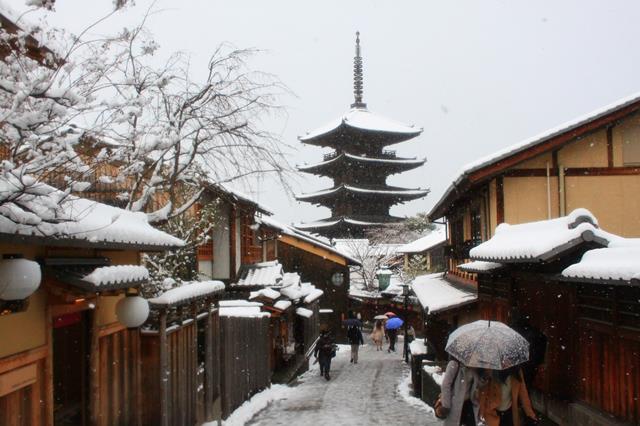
[{"xmin": 246, "ymin": 336, "xmax": 441, "ymax": 426}]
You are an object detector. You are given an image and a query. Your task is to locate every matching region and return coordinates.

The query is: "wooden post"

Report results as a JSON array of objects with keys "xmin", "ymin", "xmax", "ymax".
[
  {"xmin": 205, "ymin": 299, "xmax": 215, "ymax": 421},
  {"xmin": 191, "ymin": 302, "xmax": 198, "ymax": 423},
  {"xmin": 90, "ymin": 297, "xmax": 101, "ymax": 426},
  {"xmin": 159, "ymin": 308, "xmax": 169, "ymax": 426},
  {"xmin": 44, "ymin": 295, "xmax": 54, "ymax": 426}
]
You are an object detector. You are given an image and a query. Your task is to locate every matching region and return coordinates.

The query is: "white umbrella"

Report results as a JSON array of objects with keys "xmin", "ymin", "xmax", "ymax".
[
  {"xmin": 445, "ymin": 320, "xmax": 529, "ymax": 370},
  {"xmin": 373, "ymin": 314, "xmax": 388, "ymax": 320}
]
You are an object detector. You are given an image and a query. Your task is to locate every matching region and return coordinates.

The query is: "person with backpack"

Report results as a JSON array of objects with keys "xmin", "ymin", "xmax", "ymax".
[
  {"xmin": 347, "ymin": 324, "xmax": 364, "ymax": 363},
  {"xmin": 314, "ymin": 328, "xmax": 335, "ymax": 380},
  {"xmin": 436, "ymin": 357, "xmax": 482, "ymax": 426}
]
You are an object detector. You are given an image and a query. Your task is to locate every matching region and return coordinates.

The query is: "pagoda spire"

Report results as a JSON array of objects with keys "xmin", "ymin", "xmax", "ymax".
[{"xmin": 351, "ymin": 31, "xmax": 366, "ymax": 109}]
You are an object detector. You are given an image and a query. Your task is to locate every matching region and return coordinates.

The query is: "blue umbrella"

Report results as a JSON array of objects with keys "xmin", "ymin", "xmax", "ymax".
[{"xmin": 385, "ymin": 317, "xmax": 404, "ymax": 330}]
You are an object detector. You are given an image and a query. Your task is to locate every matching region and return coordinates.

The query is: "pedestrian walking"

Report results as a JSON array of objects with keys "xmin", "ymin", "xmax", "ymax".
[
  {"xmin": 314, "ymin": 328, "xmax": 336, "ymax": 381},
  {"xmin": 478, "ymin": 367, "xmax": 538, "ymax": 426},
  {"xmin": 386, "ymin": 327, "xmax": 398, "ymax": 352},
  {"xmin": 406, "ymin": 325, "xmax": 416, "ymax": 344},
  {"xmin": 370, "ymin": 320, "xmax": 385, "ymax": 351},
  {"xmin": 436, "ymin": 358, "xmax": 482, "ymax": 426},
  {"xmin": 347, "ymin": 324, "xmax": 364, "ymax": 363}
]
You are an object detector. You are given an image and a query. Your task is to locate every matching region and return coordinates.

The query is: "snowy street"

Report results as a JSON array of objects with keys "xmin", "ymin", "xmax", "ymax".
[{"xmin": 241, "ymin": 336, "xmax": 440, "ymax": 426}]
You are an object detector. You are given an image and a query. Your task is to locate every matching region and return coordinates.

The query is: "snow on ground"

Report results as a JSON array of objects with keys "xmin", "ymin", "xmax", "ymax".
[
  {"xmin": 397, "ymin": 369, "xmax": 434, "ymax": 414},
  {"xmin": 215, "ymin": 385, "xmax": 292, "ymax": 426},
  {"xmin": 244, "ymin": 337, "xmax": 439, "ymax": 426}
]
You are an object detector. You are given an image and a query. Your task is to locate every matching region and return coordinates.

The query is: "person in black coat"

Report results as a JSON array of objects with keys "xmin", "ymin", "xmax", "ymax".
[
  {"xmin": 314, "ymin": 329, "xmax": 335, "ymax": 380},
  {"xmin": 347, "ymin": 325, "xmax": 364, "ymax": 364}
]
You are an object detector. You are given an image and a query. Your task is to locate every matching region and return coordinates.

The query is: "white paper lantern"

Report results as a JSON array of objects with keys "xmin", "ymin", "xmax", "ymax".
[
  {"xmin": 116, "ymin": 295, "xmax": 149, "ymax": 328},
  {"xmin": 0, "ymin": 258, "xmax": 42, "ymax": 300}
]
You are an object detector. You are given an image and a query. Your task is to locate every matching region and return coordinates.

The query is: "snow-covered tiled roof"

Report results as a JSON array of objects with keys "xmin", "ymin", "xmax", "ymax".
[
  {"xmin": 249, "ymin": 287, "xmax": 281, "ymax": 300},
  {"xmin": 219, "ymin": 305, "xmax": 270, "ymax": 318},
  {"xmin": 235, "ymin": 261, "xmax": 285, "ymax": 287},
  {"xmin": 561, "ymin": 240, "xmax": 640, "ymax": 283},
  {"xmin": 273, "ymin": 300, "xmax": 292, "ymax": 311},
  {"xmin": 83, "ymin": 265, "xmax": 149, "ymax": 286},
  {"xmin": 457, "ymin": 261, "xmax": 504, "ymax": 273},
  {"xmin": 299, "ymin": 107, "xmax": 422, "ymax": 142},
  {"xmin": 410, "ymin": 273, "xmax": 477, "ymax": 314},
  {"xmin": 469, "ymin": 209, "xmax": 615, "ymax": 263},
  {"xmin": 213, "ymin": 182, "xmax": 273, "ymax": 215},
  {"xmin": 429, "ymin": 91, "xmax": 640, "ymax": 220},
  {"xmin": 0, "ymin": 177, "xmax": 184, "ymax": 250},
  {"xmin": 256, "ymin": 215, "xmax": 360, "ymax": 265},
  {"xmin": 397, "ymin": 225, "xmax": 447, "ymax": 254},
  {"xmin": 295, "ymin": 307, "xmax": 314, "ymax": 318},
  {"xmin": 148, "ymin": 281, "xmax": 225, "ymax": 306}
]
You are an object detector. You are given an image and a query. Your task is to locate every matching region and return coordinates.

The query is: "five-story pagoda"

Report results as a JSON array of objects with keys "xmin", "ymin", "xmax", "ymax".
[{"xmin": 295, "ymin": 32, "xmax": 428, "ymax": 238}]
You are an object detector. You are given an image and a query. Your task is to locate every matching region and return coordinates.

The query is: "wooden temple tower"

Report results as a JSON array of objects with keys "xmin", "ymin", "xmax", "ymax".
[{"xmin": 296, "ymin": 32, "xmax": 428, "ymax": 238}]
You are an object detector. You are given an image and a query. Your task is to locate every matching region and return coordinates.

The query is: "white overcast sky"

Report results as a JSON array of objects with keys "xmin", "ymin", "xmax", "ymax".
[{"xmin": 13, "ymin": 0, "xmax": 640, "ymax": 225}]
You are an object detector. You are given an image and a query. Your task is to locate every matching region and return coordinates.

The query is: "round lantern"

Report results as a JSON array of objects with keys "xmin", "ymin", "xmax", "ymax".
[
  {"xmin": 116, "ymin": 295, "xmax": 149, "ymax": 328},
  {"xmin": 0, "ymin": 258, "xmax": 42, "ymax": 300}
]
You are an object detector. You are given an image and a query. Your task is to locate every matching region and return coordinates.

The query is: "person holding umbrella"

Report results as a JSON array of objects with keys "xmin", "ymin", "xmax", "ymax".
[
  {"xmin": 384, "ymin": 313, "xmax": 403, "ymax": 353},
  {"xmin": 371, "ymin": 318, "xmax": 385, "ymax": 351},
  {"xmin": 442, "ymin": 320, "xmax": 538, "ymax": 426}
]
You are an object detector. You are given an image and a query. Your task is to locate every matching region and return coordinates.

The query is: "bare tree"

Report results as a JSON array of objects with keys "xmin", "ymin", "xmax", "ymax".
[{"xmin": 0, "ymin": 6, "xmax": 291, "ymax": 227}]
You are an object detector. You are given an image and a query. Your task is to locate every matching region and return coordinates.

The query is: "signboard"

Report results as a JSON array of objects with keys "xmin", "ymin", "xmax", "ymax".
[{"xmin": 0, "ymin": 363, "xmax": 37, "ymax": 397}]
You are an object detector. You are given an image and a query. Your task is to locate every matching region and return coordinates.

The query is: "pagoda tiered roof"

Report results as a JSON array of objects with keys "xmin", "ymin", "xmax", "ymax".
[
  {"xmin": 297, "ymin": 152, "xmax": 425, "ymax": 176},
  {"xmin": 296, "ymin": 184, "xmax": 428, "ymax": 205},
  {"xmin": 295, "ymin": 215, "xmax": 404, "ymax": 237},
  {"xmin": 299, "ymin": 107, "xmax": 422, "ymax": 148},
  {"xmin": 295, "ymin": 32, "xmax": 427, "ymax": 238}
]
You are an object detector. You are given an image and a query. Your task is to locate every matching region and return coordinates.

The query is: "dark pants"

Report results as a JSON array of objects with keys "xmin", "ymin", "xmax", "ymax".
[
  {"xmin": 388, "ymin": 330, "xmax": 397, "ymax": 351},
  {"xmin": 497, "ymin": 408, "xmax": 514, "ymax": 426},
  {"xmin": 319, "ymin": 355, "xmax": 331, "ymax": 375},
  {"xmin": 460, "ymin": 400, "xmax": 476, "ymax": 426}
]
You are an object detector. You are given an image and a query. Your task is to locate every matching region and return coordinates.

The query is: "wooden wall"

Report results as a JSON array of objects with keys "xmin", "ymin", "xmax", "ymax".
[
  {"xmin": 477, "ymin": 273, "xmax": 640, "ymax": 424},
  {"xmin": 0, "ymin": 348, "xmax": 47, "ymax": 426},
  {"xmin": 141, "ymin": 309, "xmax": 220, "ymax": 426},
  {"xmin": 95, "ymin": 328, "xmax": 141, "ymax": 426},
  {"xmin": 220, "ymin": 316, "xmax": 270, "ymax": 419}
]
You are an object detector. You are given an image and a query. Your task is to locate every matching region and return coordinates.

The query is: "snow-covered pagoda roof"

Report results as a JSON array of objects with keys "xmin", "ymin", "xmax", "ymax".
[
  {"xmin": 295, "ymin": 216, "xmax": 403, "ymax": 238},
  {"xmin": 397, "ymin": 225, "xmax": 447, "ymax": 254},
  {"xmin": 410, "ymin": 272, "xmax": 477, "ymax": 314},
  {"xmin": 297, "ymin": 152, "xmax": 425, "ymax": 176},
  {"xmin": 0, "ymin": 176, "xmax": 184, "ymax": 250},
  {"xmin": 299, "ymin": 107, "xmax": 422, "ymax": 147},
  {"xmin": 469, "ymin": 209, "xmax": 616, "ymax": 263},
  {"xmin": 429, "ymin": 91, "xmax": 640, "ymax": 220},
  {"xmin": 296, "ymin": 184, "xmax": 428, "ymax": 204}
]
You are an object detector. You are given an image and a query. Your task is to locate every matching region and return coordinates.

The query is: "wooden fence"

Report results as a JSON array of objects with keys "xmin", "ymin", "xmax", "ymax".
[{"xmin": 220, "ymin": 316, "xmax": 270, "ymax": 419}]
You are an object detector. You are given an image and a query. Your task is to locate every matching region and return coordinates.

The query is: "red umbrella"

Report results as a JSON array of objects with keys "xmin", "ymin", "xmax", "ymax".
[{"xmin": 385, "ymin": 312, "xmax": 396, "ymax": 317}]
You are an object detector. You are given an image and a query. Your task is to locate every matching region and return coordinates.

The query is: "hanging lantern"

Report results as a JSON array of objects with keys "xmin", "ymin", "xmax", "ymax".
[
  {"xmin": 0, "ymin": 258, "xmax": 42, "ymax": 301},
  {"xmin": 376, "ymin": 267, "xmax": 392, "ymax": 291},
  {"xmin": 116, "ymin": 295, "xmax": 149, "ymax": 328}
]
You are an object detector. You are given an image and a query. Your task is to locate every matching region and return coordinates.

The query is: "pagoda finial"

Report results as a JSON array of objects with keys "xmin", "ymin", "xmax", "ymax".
[{"xmin": 351, "ymin": 31, "xmax": 366, "ymax": 109}]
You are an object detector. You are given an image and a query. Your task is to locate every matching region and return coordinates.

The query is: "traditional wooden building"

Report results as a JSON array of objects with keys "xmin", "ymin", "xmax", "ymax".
[
  {"xmin": 295, "ymin": 32, "xmax": 427, "ymax": 238},
  {"xmin": 253, "ymin": 215, "xmax": 359, "ymax": 339},
  {"xmin": 196, "ymin": 184, "xmax": 272, "ymax": 284},
  {"xmin": 460, "ymin": 210, "xmax": 639, "ymax": 426},
  {"xmin": 0, "ymin": 182, "xmax": 183, "ymax": 426},
  {"xmin": 397, "ymin": 225, "xmax": 447, "ymax": 274},
  {"xmin": 140, "ymin": 281, "xmax": 225, "ymax": 426},
  {"xmin": 239, "ymin": 262, "xmax": 323, "ymax": 382},
  {"xmin": 429, "ymin": 91, "xmax": 640, "ymax": 284}
]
